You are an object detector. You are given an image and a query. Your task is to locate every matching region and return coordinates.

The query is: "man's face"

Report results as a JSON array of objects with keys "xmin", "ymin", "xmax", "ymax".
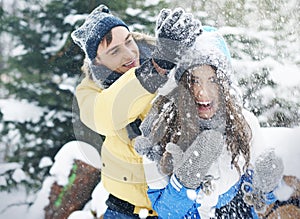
[{"xmin": 95, "ymin": 26, "xmax": 140, "ymax": 73}]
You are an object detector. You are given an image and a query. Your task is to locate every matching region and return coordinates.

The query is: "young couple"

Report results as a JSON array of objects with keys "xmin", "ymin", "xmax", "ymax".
[{"xmin": 71, "ymin": 4, "xmax": 283, "ymax": 219}]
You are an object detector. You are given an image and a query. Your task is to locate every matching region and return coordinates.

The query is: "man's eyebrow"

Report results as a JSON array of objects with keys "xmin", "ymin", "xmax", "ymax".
[
  {"xmin": 125, "ymin": 33, "xmax": 132, "ymax": 41},
  {"xmin": 105, "ymin": 34, "xmax": 132, "ymax": 55},
  {"xmin": 106, "ymin": 45, "xmax": 119, "ymax": 55}
]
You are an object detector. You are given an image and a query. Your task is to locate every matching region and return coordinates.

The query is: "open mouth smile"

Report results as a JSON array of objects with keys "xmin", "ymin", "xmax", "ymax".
[
  {"xmin": 196, "ymin": 101, "xmax": 212, "ymax": 111},
  {"xmin": 123, "ymin": 59, "xmax": 136, "ymax": 68}
]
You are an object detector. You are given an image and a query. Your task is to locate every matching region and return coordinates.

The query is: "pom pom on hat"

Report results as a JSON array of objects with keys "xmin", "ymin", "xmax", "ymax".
[{"xmin": 71, "ymin": 5, "xmax": 129, "ymax": 62}]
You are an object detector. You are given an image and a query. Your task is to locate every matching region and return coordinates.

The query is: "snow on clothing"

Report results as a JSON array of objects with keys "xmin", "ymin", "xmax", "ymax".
[
  {"xmin": 76, "ymin": 33, "xmax": 163, "ymax": 216},
  {"xmin": 71, "ymin": 4, "xmax": 129, "ymax": 63},
  {"xmin": 137, "ymin": 30, "xmax": 279, "ymax": 218},
  {"xmin": 144, "ymin": 111, "xmax": 277, "ymax": 219}
]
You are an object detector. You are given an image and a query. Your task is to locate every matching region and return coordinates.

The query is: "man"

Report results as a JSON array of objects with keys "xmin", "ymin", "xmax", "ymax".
[{"xmin": 71, "ymin": 5, "xmax": 202, "ymax": 218}]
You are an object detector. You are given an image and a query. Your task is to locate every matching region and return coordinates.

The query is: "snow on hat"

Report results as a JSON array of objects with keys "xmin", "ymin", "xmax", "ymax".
[
  {"xmin": 175, "ymin": 26, "xmax": 232, "ymax": 83},
  {"xmin": 71, "ymin": 5, "xmax": 129, "ymax": 62}
]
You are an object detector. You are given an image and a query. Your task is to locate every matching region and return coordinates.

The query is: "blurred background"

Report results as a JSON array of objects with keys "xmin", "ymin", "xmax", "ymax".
[{"xmin": 0, "ymin": 0, "xmax": 299, "ymax": 198}]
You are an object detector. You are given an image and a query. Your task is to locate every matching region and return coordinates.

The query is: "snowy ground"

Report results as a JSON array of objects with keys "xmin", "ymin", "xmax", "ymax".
[{"xmin": 0, "ymin": 126, "xmax": 299, "ymax": 219}]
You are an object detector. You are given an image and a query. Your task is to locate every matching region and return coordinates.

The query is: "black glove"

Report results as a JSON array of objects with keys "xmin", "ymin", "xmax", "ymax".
[
  {"xmin": 153, "ymin": 8, "xmax": 202, "ymax": 69},
  {"xmin": 167, "ymin": 130, "xmax": 224, "ymax": 189},
  {"xmin": 243, "ymin": 150, "xmax": 284, "ymax": 213}
]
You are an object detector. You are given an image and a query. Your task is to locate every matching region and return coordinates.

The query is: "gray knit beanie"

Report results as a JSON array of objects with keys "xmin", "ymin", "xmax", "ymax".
[
  {"xmin": 71, "ymin": 5, "xmax": 129, "ymax": 62},
  {"xmin": 175, "ymin": 26, "xmax": 232, "ymax": 84}
]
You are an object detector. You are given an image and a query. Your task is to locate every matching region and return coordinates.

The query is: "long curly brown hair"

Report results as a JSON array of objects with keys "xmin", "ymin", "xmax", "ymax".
[{"xmin": 151, "ymin": 66, "xmax": 252, "ymax": 175}]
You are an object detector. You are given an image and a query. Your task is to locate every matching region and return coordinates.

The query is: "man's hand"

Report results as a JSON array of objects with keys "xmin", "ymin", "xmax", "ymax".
[{"xmin": 153, "ymin": 8, "xmax": 202, "ymax": 70}]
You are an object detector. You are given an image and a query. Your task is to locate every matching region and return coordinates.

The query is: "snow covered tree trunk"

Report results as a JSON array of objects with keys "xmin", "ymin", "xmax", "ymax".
[{"xmin": 44, "ymin": 159, "xmax": 101, "ymax": 219}]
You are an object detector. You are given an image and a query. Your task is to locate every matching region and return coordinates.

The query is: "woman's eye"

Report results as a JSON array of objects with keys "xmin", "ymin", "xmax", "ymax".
[
  {"xmin": 192, "ymin": 80, "xmax": 202, "ymax": 87},
  {"xmin": 210, "ymin": 77, "xmax": 217, "ymax": 83},
  {"xmin": 191, "ymin": 78, "xmax": 199, "ymax": 84}
]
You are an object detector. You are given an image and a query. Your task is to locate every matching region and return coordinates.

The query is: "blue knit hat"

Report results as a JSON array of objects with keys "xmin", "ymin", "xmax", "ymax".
[{"xmin": 71, "ymin": 5, "xmax": 129, "ymax": 62}]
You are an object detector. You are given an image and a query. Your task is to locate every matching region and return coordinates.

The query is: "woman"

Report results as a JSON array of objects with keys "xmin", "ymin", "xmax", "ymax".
[{"xmin": 134, "ymin": 30, "xmax": 284, "ymax": 218}]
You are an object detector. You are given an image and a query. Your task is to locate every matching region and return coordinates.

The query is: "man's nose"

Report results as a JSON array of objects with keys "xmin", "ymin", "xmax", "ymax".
[{"xmin": 123, "ymin": 46, "xmax": 135, "ymax": 59}]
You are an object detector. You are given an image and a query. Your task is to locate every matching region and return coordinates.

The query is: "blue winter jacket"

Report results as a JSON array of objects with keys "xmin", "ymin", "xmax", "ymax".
[{"xmin": 148, "ymin": 174, "xmax": 276, "ymax": 219}]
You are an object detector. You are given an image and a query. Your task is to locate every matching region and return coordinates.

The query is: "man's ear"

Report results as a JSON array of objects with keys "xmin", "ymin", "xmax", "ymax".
[
  {"xmin": 94, "ymin": 40, "xmax": 105, "ymax": 65},
  {"xmin": 93, "ymin": 56, "xmax": 102, "ymax": 65}
]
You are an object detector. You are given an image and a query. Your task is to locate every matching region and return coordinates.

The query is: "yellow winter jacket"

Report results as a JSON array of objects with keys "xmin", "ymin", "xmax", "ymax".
[{"xmin": 76, "ymin": 68, "xmax": 157, "ymax": 215}]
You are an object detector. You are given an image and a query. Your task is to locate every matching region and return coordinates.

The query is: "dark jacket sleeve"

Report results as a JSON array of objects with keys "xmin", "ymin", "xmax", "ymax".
[{"xmin": 135, "ymin": 59, "xmax": 169, "ymax": 94}]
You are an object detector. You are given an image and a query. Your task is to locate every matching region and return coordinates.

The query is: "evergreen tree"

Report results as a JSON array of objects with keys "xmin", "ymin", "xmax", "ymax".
[
  {"xmin": 0, "ymin": 0, "xmax": 106, "ymax": 190},
  {"xmin": 227, "ymin": 0, "xmax": 300, "ymax": 127},
  {"xmin": 171, "ymin": 0, "xmax": 300, "ymax": 127},
  {"xmin": 0, "ymin": 0, "xmax": 169, "ymax": 191}
]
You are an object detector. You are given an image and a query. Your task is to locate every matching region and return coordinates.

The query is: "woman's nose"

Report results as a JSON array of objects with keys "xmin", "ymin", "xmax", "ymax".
[{"xmin": 195, "ymin": 85, "xmax": 208, "ymax": 98}]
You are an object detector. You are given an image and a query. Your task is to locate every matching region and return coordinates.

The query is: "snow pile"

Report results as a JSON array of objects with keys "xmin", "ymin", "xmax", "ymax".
[
  {"xmin": 24, "ymin": 141, "xmax": 102, "ymax": 219},
  {"xmin": 50, "ymin": 141, "xmax": 101, "ymax": 186}
]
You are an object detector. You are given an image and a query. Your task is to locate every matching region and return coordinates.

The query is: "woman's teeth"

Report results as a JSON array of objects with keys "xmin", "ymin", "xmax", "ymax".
[{"xmin": 197, "ymin": 101, "xmax": 211, "ymax": 107}]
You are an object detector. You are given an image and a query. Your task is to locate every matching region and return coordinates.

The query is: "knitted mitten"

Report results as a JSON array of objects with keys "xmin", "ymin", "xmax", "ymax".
[
  {"xmin": 243, "ymin": 150, "xmax": 284, "ymax": 212},
  {"xmin": 253, "ymin": 150, "xmax": 284, "ymax": 193},
  {"xmin": 166, "ymin": 130, "xmax": 225, "ymax": 189}
]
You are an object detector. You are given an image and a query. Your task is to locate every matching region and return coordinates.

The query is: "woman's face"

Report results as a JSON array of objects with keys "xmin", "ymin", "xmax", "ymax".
[
  {"xmin": 190, "ymin": 65, "xmax": 221, "ymax": 119},
  {"xmin": 95, "ymin": 26, "xmax": 140, "ymax": 73}
]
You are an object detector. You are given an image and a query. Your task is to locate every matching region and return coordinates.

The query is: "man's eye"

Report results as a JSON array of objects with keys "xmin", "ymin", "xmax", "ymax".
[
  {"xmin": 125, "ymin": 39, "xmax": 133, "ymax": 45},
  {"xmin": 110, "ymin": 49, "xmax": 119, "ymax": 56}
]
